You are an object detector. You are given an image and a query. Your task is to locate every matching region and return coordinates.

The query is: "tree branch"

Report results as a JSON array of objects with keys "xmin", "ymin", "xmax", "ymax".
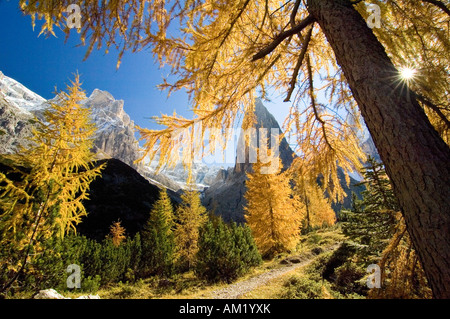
[
  {"xmin": 306, "ymin": 54, "xmax": 334, "ymax": 152},
  {"xmin": 252, "ymin": 15, "xmax": 315, "ymax": 61},
  {"xmin": 290, "ymin": 0, "xmax": 302, "ymax": 28},
  {"xmin": 284, "ymin": 26, "xmax": 313, "ymax": 102},
  {"xmin": 416, "ymin": 94, "xmax": 450, "ymax": 129},
  {"xmin": 421, "ymin": 0, "xmax": 450, "ymax": 17},
  {"xmin": 206, "ymin": 0, "xmax": 251, "ymax": 78}
]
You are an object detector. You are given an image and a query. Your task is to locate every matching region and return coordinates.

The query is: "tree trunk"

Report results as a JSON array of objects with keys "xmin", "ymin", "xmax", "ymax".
[{"xmin": 306, "ymin": 0, "xmax": 450, "ymax": 298}]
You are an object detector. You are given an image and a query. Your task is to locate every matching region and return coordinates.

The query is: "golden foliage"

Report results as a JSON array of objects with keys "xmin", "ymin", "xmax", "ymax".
[
  {"xmin": 0, "ymin": 75, "xmax": 104, "ymax": 268},
  {"xmin": 174, "ymin": 188, "xmax": 208, "ymax": 269},
  {"xmin": 23, "ymin": 75, "xmax": 105, "ymax": 237},
  {"xmin": 150, "ymin": 188, "xmax": 175, "ymax": 228},
  {"xmin": 244, "ymin": 154, "xmax": 304, "ymax": 257},
  {"xmin": 291, "ymin": 165, "xmax": 336, "ymax": 230},
  {"xmin": 110, "ymin": 220, "xmax": 126, "ymax": 247},
  {"xmin": 304, "ymin": 184, "xmax": 336, "ymax": 229},
  {"xmin": 355, "ymin": 0, "xmax": 450, "ymax": 145},
  {"xmin": 19, "ymin": 0, "xmax": 449, "ymax": 202},
  {"xmin": 368, "ymin": 215, "xmax": 432, "ymax": 299}
]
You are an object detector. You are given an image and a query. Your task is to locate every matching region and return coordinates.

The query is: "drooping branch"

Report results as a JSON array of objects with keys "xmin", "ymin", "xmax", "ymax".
[
  {"xmin": 284, "ymin": 26, "xmax": 313, "ymax": 102},
  {"xmin": 252, "ymin": 15, "xmax": 315, "ymax": 61},
  {"xmin": 306, "ymin": 54, "xmax": 334, "ymax": 152},
  {"xmin": 206, "ymin": 0, "xmax": 251, "ymax": 78},
  {"xmin": 254, "ymin": 0, "xmax": 270, "ymax": 44},
  {"xmin": 218, "ymin": 0, "xmax": 252, "ymax": 49}
]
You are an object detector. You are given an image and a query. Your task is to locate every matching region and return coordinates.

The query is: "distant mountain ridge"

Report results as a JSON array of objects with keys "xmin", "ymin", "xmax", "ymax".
[
  {"xmin": 0, "ymin": 71, "xmax": 373, "ymax": 226},
  {"xmin": 0, "ymin": 71, "xmax": 46, "ymax": 154},
  {"xmin": 0, "ymin": 71, "xmax": 221, "ymax": 192}
]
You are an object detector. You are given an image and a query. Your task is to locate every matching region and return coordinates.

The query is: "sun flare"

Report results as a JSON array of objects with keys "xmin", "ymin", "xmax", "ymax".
[{"xmin": 399, "ymin": 67, "xmax": 416, "ymax": 80}]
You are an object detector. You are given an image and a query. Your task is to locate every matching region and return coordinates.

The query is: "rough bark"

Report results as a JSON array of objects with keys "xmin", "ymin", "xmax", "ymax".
[{"xmin": 306, "ymin": 0, "xmax": 450, "ymax": 298}]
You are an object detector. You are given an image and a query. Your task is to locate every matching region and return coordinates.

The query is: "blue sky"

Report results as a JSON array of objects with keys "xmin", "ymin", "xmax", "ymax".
[
  {"xmin": 0, "ymin": 0, "xmax": 291, "ymax": 133},
  {"xmin": 0, "ymin": 0, "xmax": 196, "ymax": 131}
]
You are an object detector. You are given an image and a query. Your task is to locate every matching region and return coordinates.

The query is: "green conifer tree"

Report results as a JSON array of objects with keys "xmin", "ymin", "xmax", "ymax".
[
  {"xmin": 196, "ymin": 217, "xmax": 261, "ymax": 283},
  {"xmin": 141, "ymin": 188, "xmax": 175, "ymax": 277},
  {"xmin": 230, "ymin": 221, "xmax": 262, "ymax": 269},
  {"xmin": 341, "ymin": 156, "xmax": 432, "ymax": 298},
  {"xmin": 126, "ymin": 233, "xmax": 142, "ymax": 281},
  {"xmin": 341, "ymin": 156, "xmax": 399, "ymax": 260}
]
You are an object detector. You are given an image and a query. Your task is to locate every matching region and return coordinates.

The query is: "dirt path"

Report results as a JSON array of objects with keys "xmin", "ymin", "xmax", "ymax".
[{"xmin": 202, "ymin": 243, "xmax": 341, "ymax": 299}]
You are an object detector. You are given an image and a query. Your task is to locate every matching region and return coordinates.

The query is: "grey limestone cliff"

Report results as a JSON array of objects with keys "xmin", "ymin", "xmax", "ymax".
[{"xmin": 202, "ymin": 99, "xmax": 296, "ymax": 222}]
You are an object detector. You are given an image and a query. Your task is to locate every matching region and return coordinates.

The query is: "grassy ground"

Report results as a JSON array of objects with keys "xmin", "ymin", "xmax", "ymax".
[
  {"xmin": 23, "ymin": 225, "xmax": 348, "ymax": 299},
  {"xmin": 63, "ymin": 225, "xmax": 347, "ymax": 299},
  {"xmin": 241, "ymin": 226, "xmax": 347, "ymax": 299}
]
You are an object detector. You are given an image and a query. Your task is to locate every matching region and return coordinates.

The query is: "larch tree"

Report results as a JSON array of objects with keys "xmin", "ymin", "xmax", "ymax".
[
  {"xmin": 19, "ymin": 0, "xmax": 450, "ymax": 297},
  {"xmin": 109, "ymin": 220, "xmax": 126, "ymax": 247},
  {"xmin": 0, "ymin": 75, "xmax": 105, "ymax": 293},
  {"xmin": 293, "ymin": 170, "xmax": 336, "ymax": 232},
  {"xmin": 173, "ymin": 188, "xmax": 207, "ymax": 271},
  {"xmin": 244, "ymin": 156, "xmax": 303, "ymax": 257},
  {"xmin": 304, "ymin": 184, "xmax": 336, "ymax": 230}
]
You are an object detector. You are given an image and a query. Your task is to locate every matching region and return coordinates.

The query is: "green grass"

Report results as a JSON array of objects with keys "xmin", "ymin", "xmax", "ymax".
[
  {"xmin": 10, "ymin": 225, "xmax": 349, "ymax": 299},
  {"xmin": 94, "ymin": 226, "xmax": 348, "ymax": 299}
]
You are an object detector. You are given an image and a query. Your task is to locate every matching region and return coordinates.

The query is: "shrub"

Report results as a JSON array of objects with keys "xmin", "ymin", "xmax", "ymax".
[
  {"xmin": 333, "ymin": 262, "xmax": 367, "ymax": 295},
  {"xmin": 80, "ymin": 275, "xmax": 102, "ymax": 293},
  {"xmin": 195, "ymin": 218, "xmax": 261, "ymax": 283},
  {"xmin": 280, "ymin": 275, "xmax": 324, "ymax": 299},
  {"xmin": 321, "ymin": 242, "xmax": 358, "ymax": 281}
]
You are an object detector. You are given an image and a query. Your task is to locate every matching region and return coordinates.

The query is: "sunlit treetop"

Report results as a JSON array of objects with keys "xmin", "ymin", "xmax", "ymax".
[{"xmin": 19, "ymin": 0, "xmax": 450, "ymax": 203}]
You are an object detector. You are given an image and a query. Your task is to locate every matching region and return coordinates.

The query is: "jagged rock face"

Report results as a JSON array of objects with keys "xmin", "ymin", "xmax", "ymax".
[
  {"xmin": 82, "ymin": 89, "xmax": 141, "ymax": 170},
  {"xmin": 0, "ymin": 71, "xmax": 46, "ymax": 154},
  {"xmin": 0, "ymin": 71, "xmax": 222, "ymax": 191},
  {"xmin": 0, "ymin": 72, "xmax": 140, "ymax": 170},
  {"xmin": 160, "ymin": 162, "xmax": 223, "ymax": 189},
  {"xmin": 203, "ymin": 99, "xmax": 296, "ymax": 223},
  {"xmin": 140, "ymin": 149, "xmax": 224, "ymax": 191},
  {"xmin": 361, "ymin": 134, "xmax": 381, "ymax": 161},
  {"xmin": 0, "ymin": 96, "xmax": 34, "ymax": 154},
  {"xmin": 203, "ymin": 169, "xmax": 248, "ymax": 223},
  {"xmin": 0, "ymin": 71, "xmax": 47, "ymax": 112},
  {"xmin": 140, "ymin": 168, "xmax": 185, "ymax": 192},
  {"xmin": 234, "ymin": 99, "xmax": 295, "ymax": 174}
]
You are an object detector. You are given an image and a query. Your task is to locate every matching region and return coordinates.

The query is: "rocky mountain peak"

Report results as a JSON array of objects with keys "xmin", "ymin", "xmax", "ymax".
[
  {"xmin": 0, "ymin": 71, "xmax": 220, "ymax": 191},
  {"xmin": 85, "ymin": 89, "xmax": 131, "ymax": 128},
  {"xmin": 89, "ymin": 88, "xmax": 115, "ymax": 102},
  {"xmin": 234, "ymin": 98, "xmax": 295, "ymax": 174},
  {"xmin": 203, "ymin": 99, "xmax": 297, "ymax": 222}
]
